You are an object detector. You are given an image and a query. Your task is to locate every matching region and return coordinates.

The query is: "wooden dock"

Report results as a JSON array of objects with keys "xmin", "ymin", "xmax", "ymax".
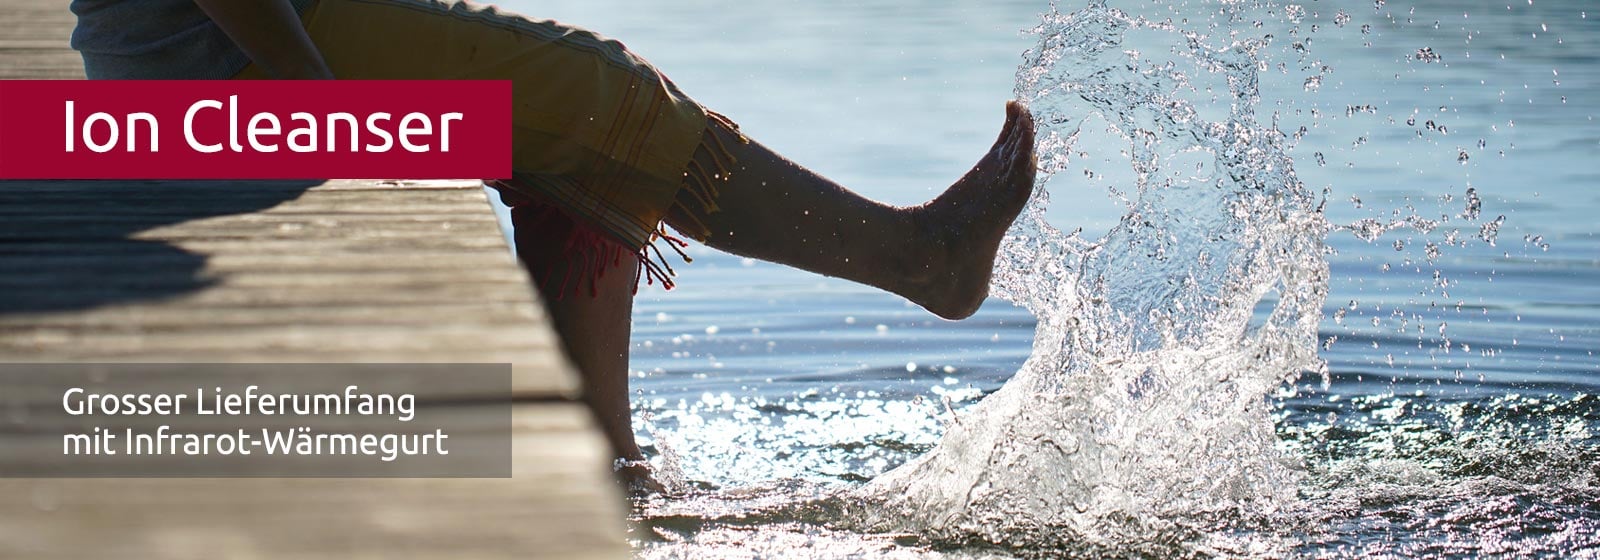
[{"xmin": 0, "ymin": 2, "xmax": 629, "ymax": 558}]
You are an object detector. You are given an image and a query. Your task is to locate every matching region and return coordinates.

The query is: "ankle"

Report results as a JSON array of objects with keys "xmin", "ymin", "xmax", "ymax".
[{"xmin": 893, "ymin": 205, "xmax": 947, "ymax": 295}]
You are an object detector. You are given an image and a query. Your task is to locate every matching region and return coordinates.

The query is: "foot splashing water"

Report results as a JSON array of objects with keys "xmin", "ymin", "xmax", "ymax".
[{"xmin": 849, "ymin": 0, "xmax": 1331, "ymax": 554}]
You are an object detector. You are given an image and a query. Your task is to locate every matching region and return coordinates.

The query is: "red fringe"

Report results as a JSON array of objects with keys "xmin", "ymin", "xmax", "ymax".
[{"xmin": 503, "ymin": 197, "xmax": 693, "ymax": 300}]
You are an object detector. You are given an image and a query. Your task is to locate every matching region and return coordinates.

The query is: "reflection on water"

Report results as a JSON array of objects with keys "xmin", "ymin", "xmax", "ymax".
[{"xmin": 499, "ymin": 0, "xmax": 1597, "ymax": 557}]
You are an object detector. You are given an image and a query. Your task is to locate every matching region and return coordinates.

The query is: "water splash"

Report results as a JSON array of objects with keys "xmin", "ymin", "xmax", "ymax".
[{"xmin": 849, "ymin": 0, "xmax": 1330, "ymax": 549}]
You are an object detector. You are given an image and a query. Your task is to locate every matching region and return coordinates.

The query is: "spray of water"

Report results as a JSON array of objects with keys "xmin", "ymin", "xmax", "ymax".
[{"xmin": 847, "ymin": 0, "xmax": 1331, "ymax": 551}]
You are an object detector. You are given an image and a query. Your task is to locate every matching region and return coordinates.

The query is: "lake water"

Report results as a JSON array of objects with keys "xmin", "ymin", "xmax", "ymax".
[{"xmin": 495, "ymin": 0, "xmax": 1597, "ymax": 557}]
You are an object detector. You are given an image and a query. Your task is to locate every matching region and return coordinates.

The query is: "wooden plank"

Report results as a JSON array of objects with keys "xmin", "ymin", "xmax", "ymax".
[
  {"xmin": 0, "ymin": 404, "xmax": 624, "ymax": 560},
  {"xmin": 0, "ymin": 0, "xmax": 81, "ymax": 79},
  {"xmin": 0, "ymin": 179, "xmax": 578, "ymax": 397}
]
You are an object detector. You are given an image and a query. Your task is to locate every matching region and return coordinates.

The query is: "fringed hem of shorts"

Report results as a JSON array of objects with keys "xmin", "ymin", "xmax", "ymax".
[
  {"xmin": 669, "ymin": 110, "xmax": 746, "ymax": 244},
  {"xmin": 637, "ymin": 109, "xmax": 745, "ymax": 293},
  {"xmin": 492, "ymin": 110, "xmax": 745, "ymax": 299}
]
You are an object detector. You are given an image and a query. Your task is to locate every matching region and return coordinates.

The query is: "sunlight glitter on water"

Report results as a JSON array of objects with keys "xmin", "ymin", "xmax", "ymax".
[{"xmin": 557, "ymin": 0, "xmax": 1600, "ymax": 556}]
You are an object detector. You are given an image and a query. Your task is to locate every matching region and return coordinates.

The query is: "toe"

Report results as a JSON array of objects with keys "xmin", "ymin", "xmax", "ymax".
[
  {"xmin": 1009, "ymin": 109, "xmax": 1037, "ymax": 167},
  {"xmin": 993, "ymin": 102, "xmax": 1020, "ymax": 151}
]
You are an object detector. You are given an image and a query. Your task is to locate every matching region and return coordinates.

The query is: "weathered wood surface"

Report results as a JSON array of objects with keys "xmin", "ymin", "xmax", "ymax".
[
  {"xmin": 0, "ymin": 179, "xmax": 576, "ymax": 393},
  {"xmin": 0, "ymin": 0, "xmax": 82, "ymax": 79},
  {"xmin": 0, "ymin": 2, "xmax": 629, "ymax": 558},
  {"xmin": 1, "ymin": 404, "xmax": 624, "ymax": 560}
]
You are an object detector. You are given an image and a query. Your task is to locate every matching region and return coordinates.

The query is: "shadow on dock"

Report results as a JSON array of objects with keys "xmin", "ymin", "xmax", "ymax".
[{"xmin": 0, "ymin": 180, "xmax": 321, "ymax": 314}]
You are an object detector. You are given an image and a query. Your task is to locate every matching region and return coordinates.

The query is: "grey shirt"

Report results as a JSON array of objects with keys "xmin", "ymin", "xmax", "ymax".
[{"xmin": 70, "ymin": 0, "xmax": 316, "ymax": 79}]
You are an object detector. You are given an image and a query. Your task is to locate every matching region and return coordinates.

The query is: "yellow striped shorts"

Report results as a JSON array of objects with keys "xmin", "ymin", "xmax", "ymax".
[{"xmin": 238, "ymin": 0, "xmax": 735, "ymax": 292}]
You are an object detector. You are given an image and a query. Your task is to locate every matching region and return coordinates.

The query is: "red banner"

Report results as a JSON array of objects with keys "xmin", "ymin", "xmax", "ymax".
[{"xmin": 0, "ymin": 80, "xmax": 510, "ymax": 179}]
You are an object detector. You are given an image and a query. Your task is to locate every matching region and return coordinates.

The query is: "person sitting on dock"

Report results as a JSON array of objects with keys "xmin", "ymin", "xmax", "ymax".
[{"xmin": 68, "ymin": 0, "xmax": 1038, "ymax": 489}]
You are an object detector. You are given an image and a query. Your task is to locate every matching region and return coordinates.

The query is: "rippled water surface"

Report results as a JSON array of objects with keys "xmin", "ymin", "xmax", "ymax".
[{"xmin": 499, "ymin": 0, "xmax": 1597, "ymax": 557}]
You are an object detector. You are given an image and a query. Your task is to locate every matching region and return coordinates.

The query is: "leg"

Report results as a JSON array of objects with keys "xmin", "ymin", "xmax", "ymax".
[
  {"xmin": 510, "ymin": 208, "xmax": 646, "ymax": 479},
  {"xmin": 669, "ymin": 101, "xmax": 1038, "ymax": 320}
]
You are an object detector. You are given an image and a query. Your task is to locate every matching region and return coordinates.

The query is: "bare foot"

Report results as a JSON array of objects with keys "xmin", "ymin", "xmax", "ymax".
[{"xmin": 902, "ymin": 101, "xmax": 1037, "ymax": 320}]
